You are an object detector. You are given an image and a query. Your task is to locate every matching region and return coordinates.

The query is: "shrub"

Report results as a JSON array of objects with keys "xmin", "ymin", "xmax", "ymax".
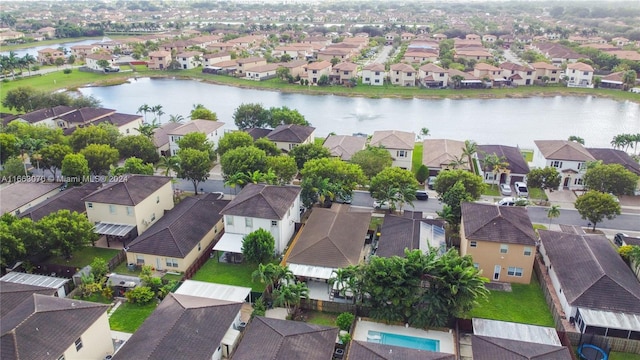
[
  {"xmin": 415, "ymin": 164, "xmax": 429, "ymax": 184},
  {"xmin": 252, "ymin": 297, "xmax": 267, "ymax": 318},
  {"xmin": 125, "ymin": 286, "xmax": 155, "ymax": 304},
  {"xmin": 90, "ymin": 257, "xmax": 108, "ymax": 280},
  {"xmin": 63, "ymin": 68, "xmax": 72, "ymax": 74},
  {"xmin": 336, "ymin": 312, "xmax": 355, "ymax": 331},
  {"xmin": 339, "ymin": 332, "xmax": 352, "ymax": 344}
]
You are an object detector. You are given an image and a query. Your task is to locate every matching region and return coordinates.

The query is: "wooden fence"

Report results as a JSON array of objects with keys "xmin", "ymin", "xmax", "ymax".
[
  {"xmin": 107, "ymin": 250, "xmax": 126, "ymax": 271},
  {"xmin": 300, "ymin": 298, "xmax": 357, "ymax": 314},
  {"xmin": 183, "ymin": 231, "xmax": 224, "ymax": 280}
]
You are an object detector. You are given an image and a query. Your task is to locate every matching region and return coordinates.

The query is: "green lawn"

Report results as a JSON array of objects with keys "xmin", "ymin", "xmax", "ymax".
[
  {"xmin": 529, "ymin": 187, "xmax": 548, "ymax": 201},
  {"xmin": 465, "ymin": 275, "xmax": 555, "ymax": 327},
  {"xmin": 74, "ymin": 293, "xmax": 113, "ymax": 304},
  {"xmin": 191, "ymin": 258, "xmax": 266, "ymax": 292},
  {"xmin": 610, "ymin": 352, "xmax": 640, "ymax": 360},
  {"xmin": 109, "ymin": 302, "xmax": 157, "ymax": 333},
  {"xmin": 162, "ymin": 273, "xmax": 184, "ymax": 283},
  {"xmin": 412, "ymin": 142, "xmax": 423, "ymax": 175},
  {"xmin": 47, "ymin": 247, "xmax": 120, "ymax": 268},
  {"xmin": 482, "ymin": 185, "xmax": 501, "ymax": 197},
  {"xmin": 113, "ymin": 261, "xmax": 143, "ymax": 275},
  {"xmin": 305, "ymin": 310, "xmax": 339, "ymax": 327}
]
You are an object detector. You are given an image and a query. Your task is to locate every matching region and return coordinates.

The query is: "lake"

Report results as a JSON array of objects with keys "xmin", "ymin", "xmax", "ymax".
[
  {"xmin": 1, "ymin": 39, "xmax": 102, "ymax": 58},
  {"xmin": 79, "ymin": 77, "xmax": 640, "ymax": 149}
]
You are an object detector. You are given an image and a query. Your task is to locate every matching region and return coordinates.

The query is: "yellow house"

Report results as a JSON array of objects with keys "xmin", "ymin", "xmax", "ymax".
[
  {"xmin": 460, "ymin": 202, "xmax": 537, "ymax": 284},
  {"xmin": 125, "ymin": 194, "xmax": 227, "ymax": 272},
  {"xmin": 83, "ymin": 175, "xmax": 174, "ymax": 244}
]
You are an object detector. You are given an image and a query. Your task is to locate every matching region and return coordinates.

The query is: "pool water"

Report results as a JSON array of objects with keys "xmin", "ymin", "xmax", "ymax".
[{"xmin": 367, "ymin": 330, "xmax": 440, "ymax": 352}]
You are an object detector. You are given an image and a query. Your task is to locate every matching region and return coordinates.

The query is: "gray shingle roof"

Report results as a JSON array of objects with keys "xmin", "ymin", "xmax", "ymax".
[
  {"xmin": 168, "ymin": 119, "xmax": 225, "ymax": 136},
  {"xmin": 587, "ymin": 148, "xmax": 640, "ymax": 176},
  {"xmin": 267, "ymin": 124, "xmax": 315, "ymax": 143},
  {"xmin": 154, "ymin": 122, "xmax": 182, "ymax": 148},
  {"xmin": 126, "ymin": 194, "xmax": 228, "ymax": 258},
  {"xmin": 57, "ymin": 107, "xmax": 115, "ymax": 124},
  {"xmin": 472, "ymin": 335, "xmax": 572, "ymax": 360},
  {"xmin": 0, "ymin": 283, "xmax": 57, "ymax": 318},
  {"xmin": 220, "ymin": 184, "xmax": 300, "ymax": 220},
  {"xmin": 477, "ymin": 145, "xmax": 530, "ymax": 175},
  {"xmin": 232, "ymin": 317, "xmax": 339, "ymax": 360},
  {"xmin": 539, "ymin": 230, "xmax": 640, "ymax": 314},
  {"xmin": 377, "ymin": 211, "xmax": 446, "ymax": 258},
  {"xmin": 534, "ymin": 140, "xmax": 595, "ymax": 162},
  {"xmin": 0, "ymin": 182, "xmax": 61, "ymax": 214},
  {"xmin": 348, "ymin": 340, "xmax": 455, "ymax": 360},
  {"xmin": 20, "ymin": 182, "xmax": 101, "ymax": 222},
  {"xmin": 82, "ymin": 175, "xmax": 172, "ymax": 206},
  {"xmin": 286, "ymin": 204, "xmax": 370, "ymax": 268},
  {"xmin": 245, "ymin": 127, "xmax": 273, "ymax": 141},
  {"xmin": 17, "ymin": 106, "xmax": 75, "ymax": 124},
  {"xmin": 113, "ymin": 293, "xmax": 242, "ymax": 360},
  {"xmin": 461, "ymin": 202, "xmax": 536, "ymax": 246},
  {"xmin": 1, "ymin": 294, "xmax": 109, "ymax": 360}
]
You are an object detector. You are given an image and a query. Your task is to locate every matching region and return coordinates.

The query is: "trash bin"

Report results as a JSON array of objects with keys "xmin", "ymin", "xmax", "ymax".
[{"xmin": 127, "ymin": 263, "xmax": 136, "ymax": 271}]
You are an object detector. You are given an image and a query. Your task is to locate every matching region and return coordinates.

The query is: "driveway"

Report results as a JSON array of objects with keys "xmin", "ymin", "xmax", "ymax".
[{"xmin": 502, "ymin": 49, "xmax": 523, "ymax": 65}]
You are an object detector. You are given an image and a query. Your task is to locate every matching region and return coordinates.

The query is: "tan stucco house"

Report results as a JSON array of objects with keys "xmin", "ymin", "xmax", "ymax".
[
  {"xmin": 370, "ymin": 130, "xmax": 416, "ymax": 170},
  {"xmin": 147, "ymin": 50, "xmax": 172, "ymax": 70}
]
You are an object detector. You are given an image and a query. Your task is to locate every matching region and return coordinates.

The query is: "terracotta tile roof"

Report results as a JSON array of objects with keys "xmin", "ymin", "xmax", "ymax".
[
  {"xmin": 82, "ymin": 175, "xmax": 172, "ymax": 206},
  {"xmin": 267, "ymin": 124, "xmax": 315, "ymax": 143},
  {"xmin": 389, "ymin": 63, "xmax": 415, "ymax": 72},
  {"xmin": 420, "ymin": 63, "xmax": 446, "ymax": 72},
  {"xmin": 475, "ymin": 63, "xmax": 501, "ymax": 71},
  {"xmin": 539, "ymin": 230, "xmax": 640, "ymax": 314},
  {"xmin": 1, "ymin": 294, "xmax": 109, "ymax": 360},
  {"xmin": 332, "ymin": 61, "xmax": 358, "ymax": 71},
  {"xmin": 422, "ymin": 139, "xmax": 468, "ymax": 170},
  {"xmin": 323, "ymin": 135, "xmax": 366, "ymax": 160},
  {"xmin": 246, "ymin": 63, "xmax": 280, "ymax": 73},
  {"xmin": 168, "ymin": 119, "xmax": 224, "ymax": 135},
  {"xmin": 461, "ymin": 202, "xmax": 536, "ymax": 246},
  {"xmin": 279, "ymin": 59, "xmax": 308, "ymax": 69},
  {"xmin": 370, "ymin": 130, "xmax": 415, "ymax": 150},
  {"xmin": 349, "ymin": 340, "xmax": 456, "ymax": 359},
  {"xmin": 566, "ymin": 62, "xmax": 594, "ymax": 72},
  {"xmin": 220, "ymin": 184, "xmax": 300, "ymax": 220},
  {"xmin": 306, "ymin": 60, "xmax": 332, "ymax": 70},
  {"xmin": 113, "ymin": 293, "xmax": 242, "ymax": 360},
  {"xmin": 236, "ymin": 56, "xmax": 265, "ymax": 64},
  {"xmin": 530, "ymin": 62, "xmax": 559, "ymax": 70},
  {"xmin": 472, "ymin": 335, "xmax": 572, "ymax": 360},
  {"xmin": 286, "ymin": 204, "xmax": 370, "ymax": 268},
  {"xmin": 363, "ymin": 63, "xmax": 385, "ymax": 71},
  {"xmin": 534, "ymin": 140, "xmax": 595, "ymax": 162},
  {"xmin": 232, "ymin": 317, "xmax": 339, "ymax": 360}
]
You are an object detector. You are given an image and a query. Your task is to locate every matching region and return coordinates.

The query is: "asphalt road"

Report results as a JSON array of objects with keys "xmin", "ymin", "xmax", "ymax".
[{"xmin": 177, "ymin": 179, "xmax": 640, "ymax": 233}]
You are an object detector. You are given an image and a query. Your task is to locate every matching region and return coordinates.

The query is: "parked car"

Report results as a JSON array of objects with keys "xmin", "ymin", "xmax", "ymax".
[
  {"xmin": 415, "ymin": 190, "xmax": 429, "ymax": 200},
  {"xmin": 514, "ymin": 182, "xmax": 529, "ymax": 198},
  {"xmin": 496, "ymin": 197, "xmax": 528, "ymax": 206},
  {"xmin": 499, "ymin": 183, "xmax": 512, "ymax": 196},
  {"xmin": 334, "ymin": 194, "xmax": 353, "ymax": 204},
  {"xmin": 615, "ymin": 233, "xmax": 640, "ymax": 247},
  {"xmin": 104, "ymin": 66, "xmax": 120, "ymax": 73},
  {"xmin": 427, "ymin": 176, "xmax": 437, "ymax": 190}
]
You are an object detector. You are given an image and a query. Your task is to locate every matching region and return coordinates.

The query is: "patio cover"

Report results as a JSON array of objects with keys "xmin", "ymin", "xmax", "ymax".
[
  {"xmin": 288, "ymin": 263, "xmax": 336, "ymax": 280},
  {"xmin": 0, "ymin": 272, "xmax": 69, "ymax": 290},
  {"xmin": 212, "ymin": 233, "xmax": 244, "ymax": 253},
  {"xmin": 94, "ymin": 222, "xmax": 135, "ymax": 237},
  {"xmin": 175, "ymin": 280, "xmax": 251, "ymax": 303},
  {"xmin": 579, "ymin": 307, "xmax": 640, "ymax": 332},
  {"xmin": 473, "ymin": 318, "xmax": 562, "ymax": 346}
]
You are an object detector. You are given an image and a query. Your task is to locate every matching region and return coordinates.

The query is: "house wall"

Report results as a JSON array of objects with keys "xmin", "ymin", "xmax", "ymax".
[
  {"xmin": 307, "ymin": 67, "xmax": 331, "ymax": 84},
  {"xmin": 61, "ymin": 311, "xmax": 114, "ymax": 359},
  {"xmin": 388, "ymin": 148, "xmax": 413, "ymax": 170},
  {"xmin": 168, "ymin": 129, "xmax": 219, "ymax": 156},
  {"xmin": 461, "ymin": 229, "xmax": 534, "ymax": 284},
  {"xmin": 178, "ymin": 56, "xmax": 200, "ymax": 70},
  {"xmin": 118, "ymin": 119, "xmax": 143, "ymax": 136},
  {"xmin": 273, "ymin": 134, "xmax": 314, "ymax": 152},
  {"xmin": 86, "ymin": 57, "xmax": 116, "ymax": 71},
  {"xmin": 533, "ymin": 154, "xmax": 586, "ymax": 190},
  {"xmin": 565, "ymin": 68, "xmax": 593, "ymax": 87},
  {"xmin": 246, "ymin": 68, "xmax": 277, "ymax": 81},
  {"xmin": 126, "ymin": 218, "xmax": 223, "ymax": 271},
  {"xmin": 390, "ymin": 70, "xmax": 416, "ymax": 86},
  {"xmin": 12, "ymin": 188, "xmax": 60, "ymax": 216},
  {"xmin": 148, "ymin": 55, "xmax": 170, "ymax": 70},
  {"xmin": 362, "ymin": 69, "xmax": 385, "ymax": 85},
  {"xmin": 538, "ymin": 243, "xmax": 576, "ymax": 319},
  {"xmin": 237, "ymin": 60, "xmax": 267, "ymax": 75},
  {"xmin": 419, "ymin": 70, "xmax": 449, "ymax": 86}
]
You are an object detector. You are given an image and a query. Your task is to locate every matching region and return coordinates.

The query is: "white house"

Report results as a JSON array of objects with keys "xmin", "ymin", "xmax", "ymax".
[
  {"xmin": 362, "ymin": 63, "xmax": 386, "ymax": 86},
  {"xmin": 175, "ymin": 51, "xmax": 202, "ymax": 70},
  {"xmin": 85, "ymin": 53, "xmax": 117, "ymax": 71},
  {"xmin": 564, "ymin": 62, "xmax": 594, "ymax": 88},
  {"xmin": 533, "ymin": 140, "xmax": 595, "ymax": 190},
  {"xmin": 167, "ymin": 119, "xmax": 225, "ymax": 156}
]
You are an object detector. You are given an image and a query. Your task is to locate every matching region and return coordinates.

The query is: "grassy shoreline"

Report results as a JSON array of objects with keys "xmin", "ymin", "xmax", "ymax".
[{"xmin": 1, "ymin": 66, "xmax": 638, "ymax": 113}]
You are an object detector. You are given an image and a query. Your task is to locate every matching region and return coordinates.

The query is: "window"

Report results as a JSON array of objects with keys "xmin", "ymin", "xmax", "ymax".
[
  {"xmin": 198, "ymin": 242, "xmax": 201, "ymax": 251},
  {"xmin": 126, "ymin": 129, "xmax": 130, "ymax": 134},
  {"xmin": 577, "ymin": 162, "xmax": 584, "ymax": 170},
  {"xmin": 87, "ymin": 202, "xmax": 93, "ymax": 209},
  {"xmin": 574, "ymin": 178, "xmax": 583, "ymax": 185},
  {"xmin": 126, "ymin": 207, "xmax": 133, "ymax": 216},
  {"xmin": 507, "ymin": 267, "xmax": 523, "ymax": 277},
  {"xmin": 151, "ymin": 213, "xmax": 156, "ymax": 221},
  {"xmin": 375, "ymin": 71, "xmax": 380, "ymax": 75},
  {"xmin": 397, "ymin": 150, "xmax": 407, "ymax": 158},
  {"xmin": 551, "ymin": 160, "xmax": 563, "ymax": 168},
  {"xmin": 271, "ymin": 220, "xmax": 278, "ymax": 226},
  {"xmin": 374, "ymin": 79, "xmax": 380, "ymax": 83},
  {"xmin": 470, "ymin": 241, "xmax": 477, "ymax": 248},
  {"xmin": 75, "ymin": 337, "xmax": 83, "ymax": 351},
  {"xmin": 227, "ymin": 216, "xmax": 234, "ymax": 225},
  {"xmin": 166, "ymin": 258, "xmax": 179, "ymax": 267},
  {"xmin": 136, "ymin": 255, "xmax": 145, "ymax": 265},
  {"xmin": 109, "ymin": 205, "xmax": 116, "ymax": 214},
  {"xmin": 156, "ymin": 196, "xmax": 160, "ymax": 204},
  {"xmin": 524, "ymin": 247, "xmax": 532, "ymax": 256},
  {"xmin": 245, "ymin": 218, "xmax": 253, "ymax": 228},
  {"xmin": 58, "ymin": 356, "xmax": 65, "ymax": 360},
  {"xmin": 583, "ymin": 71, "xmax": 589, "ymax": 76},
  {"xmin": 365, "ymin": 77, "xmax": 370, "ymax": 82},
  {"xmin": 500, "ymin": 244, "xmax": 508, "ymax": 254}
]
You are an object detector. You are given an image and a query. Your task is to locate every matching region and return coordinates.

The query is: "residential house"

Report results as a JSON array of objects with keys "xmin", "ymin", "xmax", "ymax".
[
  {"xmin": 215, "ymin": 184, "xmax": 301, "ymax": 256},
  {"xmin": 285, "ymin": 204, "xmax": 370, "ymax": 296},
  {"xmin": 305, "ymin": 60, "xmax": 332, "ymax": 84},
  {"xmin": 125, "ymin": 194, "xmax": 228, "ymax": 272},
  {"xmin": 605, "ymin": 50, "xmax": 640, "ymax": 62},
  {"xmin": 587, "ymin": 148, "xmax": 640, "ymax": 176},
  {"xmin": 376, "ymin": 211, "xmax": 446, "ymax": 258},
  {"xmin": 455, "ymin": 49, "xmax": 492, "ymax": 62},
  {"xmin": 531, "ymin": 62, "xmax": 561, "ymax": 84},
  {"xmin": 422, "ymin": 139, "xmax": 469, "ymax": 175},
  {"xmin": 83, "ymin": 175, "xmax": 174, "ymax": 243},
  {"xmin": 370, "ymin": 130, "xmax": 415, "ymax": 170},
  {"xmin": 539, "ymin": 230, "xmax": 640, "ymax": 339},
  {"xmin": 385, "ymin": 32, "xmax": 397, "ymax": 45},
  {"xmin": 473, "ymin": 63, "xmax": 505, "ymax": 86},
  {"xmin": 401, "ymin": 32, "xmax": 416, "ymax": 42},
  {"xmin": 85, "ymin": 53, "xmax": 117, "ymax": 71},
  {"xmin": 244, "ymin": 128, "xmax": 273, "ymax": 142},
  {"xmin": 533, "ymin": 43, "xmax": 583, "ymax": 65},
  {"xmin": 245, "ymin": 63, "xmax": 280, "ymax": 81},
  {"xmin": 13, "ymin": 105, "xmax": 75, "ymax": 127},
  {"xmin": 362, "ymin": 63, "xmax": 386, "ymax": 86},
  {"xmin": 278, "ymin": 59, "xmax": 308, "ymax": 78},
  {"xmin": 273, "ymin": 44, "xmax": 313, "ymax": 60},
  {"xmin": 236, "ymin": 57, "xmax": 267, "ymax": 76},
  {"xmin": 207, "ymin": 43, "xmax": 236, "ymax": 53},
  {"xmin": 403, "ymin": 49, "xmax": 438, "ymax": 63},
  {"xmin": 330, "ymin": 61, "xmax": 358, "ymax": 84},
  {"xmin": 203, "ymin": 52, "xmax": 231, "ymax": 67},
  {"xmin": 267, "ymin": 124, "xmax": 315, "ymax": 152},
  {"xmin": 447, "ymin": 68, "xmax": 483, "ymax": 88},
  {"xmin": 175, "ymin": 51, "xmax": 203, "ymax": 70},
  {"xmin": 167, "ymin": 119, "xmax": 225, "ymax": 156},
  {"xmin": 36, "ymin": 48, "xmax": 65, "ymax": 65},
  {"xmin": 94, "ymin": 40, "xmax": 127, "ymax": 53},
  {"xmin": 20, "ymin": 182, "xmax": 102, "ymax": 222},
  {"xmin": 482, "ymin": 34, "xmax": 498, "ymax": 43},
  {"xmin": 0, "ymin": 182, "xmax": 61, "ymax": 216},
  {"xmin": 460, "ymin": 202, "xmax": 537, "ymax": 284},
  {"xmin": 36, "ymin": 26, "xmax": 56, "ymax": 38},
  {"xmin": 56, "ymin": 107, "xmax": 115, "ymax": 130},
  {"xmin": 471, "ymin": 319, "xmax": 572, "ymax": 360},
  {"xmin": 1, "ymin": 294, "xmax": 113, "ymax": 360},
  {"xmin": 433, "ymin": 33, "xmax": 448, "ymax": 41},
  {"xmin": 233, "ymin": 317, "xmax": 339, "ymax": 360},
  {"xmin": 389, "ymin": 63, "xmax": 416, "ymax": 87},
  {"xmin": 500, "ymin": 62, "xmax": 535, "ymax": 86},
  {"xmin": 534, "ymin": 140, "xmax": 595, "ymax": 190},
  {"xmin": 147, "ymin": 50, "xmax": 172, "ymax": 70},
  {"xmin": 612, "ymin": 37, "xmax": 631, "ymax": 47},
  {"xmin": 0, "ymin": 31, "xmax": 24, "ymax": 43},
  {"xmin": 419, "ymin": 63, "xmax": 448, "ymax": 88},
  {"xmin": 322, "ymin": 134, "xmax": 366, "ymax": 161},
  {"xmin": 466, "ymin": 34, "xmax": 481, "ymax": 41},
  {"xmin": 0, "ymin": 272, "xmax": 70, "ymax": 298},
  {"xmin": 317, "ymin": 48, "xmax": 352, "ymax": 61},
  {"xmin": 154, "ymin": 122, "xmax": 182, "ymax": 156},
  {"xmin": 0, "ymin": 282, "xmax": 56, "ymax": 318},
  {"xmin": 598, "ymin": 71, "xmax": 626, "ymax": 90},
  {"xmin": 477, "ymin": 144, "xmax": 530, "ymax": 185},
  {"xmin": 91, "ymin": 112, "xmax": 143, "ymax": 136},
  {"xmin": 112, "ymin": 293, "xmax": 243, "ymax": 360},
  {"xmin": 70, "ymin": 44, "xmax": 100, "ymax": 59},
  {"xmin": 565, "ymin": 62, "xmax": 594, "ymax": 88},
  {"xmin": 349, "ymin": 341, "xmax": 455, "ymax": 360}
]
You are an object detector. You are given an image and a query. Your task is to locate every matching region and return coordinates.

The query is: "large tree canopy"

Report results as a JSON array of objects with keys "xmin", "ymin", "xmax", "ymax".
[
  {"xmin": 80, "ymin": 144, "xmax": 119, "ymax": 175},
  {"xmin": 70, "ymin": 123, "xmax": 120, "ymax": 152},
  {"xmin": 217, "ymin": 131, "xmax": 254, "ymax": 158},
  {"xmin": 433, "ymin": 169, "xmax": 485, "ymax": 200},
  {"xmin": 242, "ymin": 228, "xmax": 275, "ymax": 263},
  {"xmin": 220, "ymin": 146, "xmax": 268, "ymax": 180},
  {"xmin": 176, "ymin": 132, "xmax": 215, "ymax": 160},
  {"xmin": 288, "ymin": 142, "xmax": 332, "ymax": 170},
  {"xmin": 233, "ymin": 103, "xmax": 270, "ymax": 130},
  {"xmin": 574, "ymin": 190, "xmax": 621, "ymax": 231},
  {"xmin": 116, "ymin": 135, "xmax": 159, "ymax": 164},
  {"xmin": 583, "ymin": 162, "xmax": 639, "ymax": 196},
  {"xmin": 300, "ymin": 157, "xmax": 366, "ymax": 207},
  {"xmin": 177, "ymin": 148, "xmax": 212, "ymax": 195},
  {"xmin": 350, "ymin": 146, "xmax": 393, "ymax": 179},
  {"xmin": 526, "ymin": 167, "xmax": 561, "ymax": 191}
]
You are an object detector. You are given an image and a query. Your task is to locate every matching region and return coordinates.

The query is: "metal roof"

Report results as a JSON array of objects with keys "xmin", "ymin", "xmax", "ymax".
[
  {"xmin": 212, "ymin": 233, "xmax": 244, "ymax": 253},
  {"xmin": 579, "ymin": 307, "xmax": 640, "ymax": 331},
  {"xmin": 473, "ymin": 318, "xmax": 562, "ymax": 346},
  {"xmin": 94, "ymin": 222, "xmax": 135, "ymax": 237},
  {"xmin": 175, "ymin": 280, "xmax": 251, "ymax": 303},
  {"xmin": 0, "ymin": 272, "xmax": 69, "ymax": 289},
  {"xmin": 288, "ymin": 263, "xmax": 336, "ymax": 280}
]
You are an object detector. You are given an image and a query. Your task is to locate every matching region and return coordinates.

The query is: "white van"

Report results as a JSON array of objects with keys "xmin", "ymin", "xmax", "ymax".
[{"xmin": 514, "ymin": 182, "xmax": 529, "ymax": 198}]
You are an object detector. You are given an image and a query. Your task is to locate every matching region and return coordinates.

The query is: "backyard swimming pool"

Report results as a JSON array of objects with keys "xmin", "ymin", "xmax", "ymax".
[{"xmin": 367, "ymin": 330, "xmax": 440, "ymax": 352}]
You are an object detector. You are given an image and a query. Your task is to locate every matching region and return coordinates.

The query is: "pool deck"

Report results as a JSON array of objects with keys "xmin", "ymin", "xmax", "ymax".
[{"xmin": 353, "ymin": 319, "xmax": 455, "ymax": 354}]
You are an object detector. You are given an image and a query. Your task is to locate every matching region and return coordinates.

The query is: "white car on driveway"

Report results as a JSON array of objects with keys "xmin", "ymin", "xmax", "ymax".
[{"xmin": 500, "ymin": 183, "xmax": 512, "ymax": 196}]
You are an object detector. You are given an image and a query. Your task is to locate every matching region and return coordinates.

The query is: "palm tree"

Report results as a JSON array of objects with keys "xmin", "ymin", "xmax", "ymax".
[
  {"xmin": 461, "ymin": 140, "xmax": 477, "ymax": 173},
  {"xmin": 252, "ymin": 263, "xmax": 294, "ymax": 293},
  {"xmin": 151, "ymin": 104, "xmax": 164, "ymax": 123},
  {"xmin": 448, "ymin": 155, "xmax": 468, "ymax": 170},
  {"xmin": 547, "ymin": 205, "xmax": 561, "ymax": 228},
  {"xmin": 418, "ymin": 127, "xmax": 430, "ymax": 140},
  {"xmin": 168, "ymin": 114, "xmax": 185, "ymax": 124},
  {"xmin": 450, "ymin": 74, "xmax": 464, "ymax": 89},
  {"xmin": 272, "ymin": 281, "xmax": 309, "ymax": 317},
  {"xmin": 622, "ymin": 70, "xmax": 637, "ymax": 91},
  {"xmin": 224, "ymin": 172, "xmax": 249, "ymax": 193},
  {"xmin": 21, "ymin": 54, "xmax": 36, "ymax": 76},
  {"xmin": 155, "ymin": 155, "xmax": 180, "ymax": 176},
  {"xmin": 568, "ymin": 135, "xmax": 585, "ymax": 145},
  {"xmin": 137, "ymin": 104, "xmax": 151, "ymax": 122},
  {"xmin": 135, "ymin": 120, "xmax": 160, "ymax": 139}
]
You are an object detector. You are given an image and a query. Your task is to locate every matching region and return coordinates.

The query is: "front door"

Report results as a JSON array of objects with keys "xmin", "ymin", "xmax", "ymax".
[
  {"xmin": 563, "ymin": 177, "xmax": 570, "ymax": 187},
  {"xmin": 156, "ymin": 258, "xmax": 162, "ymax": 271},
  {"xmin": 493, "ymin": 265, "xmax": 501, "ymax": 281}
]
